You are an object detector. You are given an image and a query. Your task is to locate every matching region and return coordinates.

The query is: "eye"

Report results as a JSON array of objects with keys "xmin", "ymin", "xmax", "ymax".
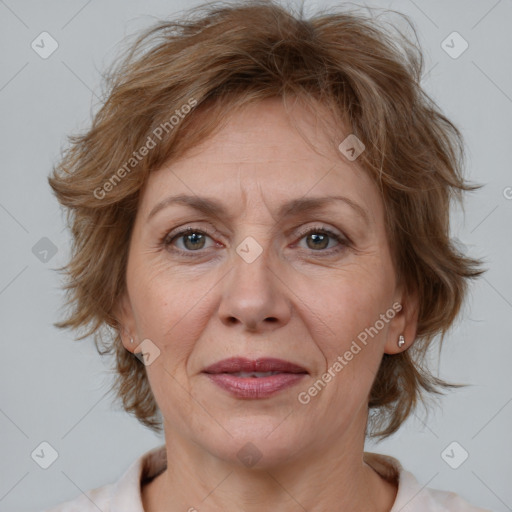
[
  {"xmin": 164, "ymin": 227, "xmax": 218, "ymax": 255},
  {"xmin": 294, "ymin": 225, "xmax": 349, "ymax": 255},
  {"xmin": 163, "ymin": 224, "xmax": 350, "ymax": 257}
]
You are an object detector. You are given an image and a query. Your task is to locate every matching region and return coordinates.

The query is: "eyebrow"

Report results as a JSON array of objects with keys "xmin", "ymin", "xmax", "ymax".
[{"xmin": 147, "ymin": 193, "xmax": 370, "ymax": 225}]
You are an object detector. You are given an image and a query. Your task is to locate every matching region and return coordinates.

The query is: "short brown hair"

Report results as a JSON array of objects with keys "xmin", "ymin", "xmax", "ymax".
[{"xmin": 49, "ymin": 0, "xmax": 485, "ymax": 439}]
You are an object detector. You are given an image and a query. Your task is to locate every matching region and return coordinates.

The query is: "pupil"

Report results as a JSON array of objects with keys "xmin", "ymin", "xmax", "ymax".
[
  {"xmin": 309, "ymin": 233, "xmax": 328, "ymax": 250},
  {"xmin": 185, "ymin": 233, "xmax": 204, "ymax": 250}
]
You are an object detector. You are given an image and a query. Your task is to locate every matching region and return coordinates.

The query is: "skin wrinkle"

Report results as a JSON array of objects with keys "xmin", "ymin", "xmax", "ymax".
[
  {"xmin": 118, "ymin": 98, "xmax": 416, "ymax": 512},
  {"xmin": 46, "ymin": 0, "xmax": 483, "ymax": 460}
]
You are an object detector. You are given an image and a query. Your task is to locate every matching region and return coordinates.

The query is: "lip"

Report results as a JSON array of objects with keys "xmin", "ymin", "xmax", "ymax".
[
  {"xmin": 202, "ymin": 357, "xmax": 308, "ymax": 399},
  {"xmin": 203, "ymin": 357, "xmax": 308, "ymax": 374}
]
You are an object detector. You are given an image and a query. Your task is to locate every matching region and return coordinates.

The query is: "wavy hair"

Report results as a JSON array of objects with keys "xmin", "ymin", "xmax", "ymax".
[{"xmin": 48, "ymin": 0, "xmax": 485, "ymax": 439}]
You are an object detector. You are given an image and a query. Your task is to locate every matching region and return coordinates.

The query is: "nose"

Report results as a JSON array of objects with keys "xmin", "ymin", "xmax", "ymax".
[{"xmin": 217, "ymin": 240, "xmax": 292, "ymax": 333}]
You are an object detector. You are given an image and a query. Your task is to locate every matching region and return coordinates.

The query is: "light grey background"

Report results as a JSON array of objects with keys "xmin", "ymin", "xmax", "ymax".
[{"xmin": 1, "ymin": 0, "xmax": 511, "ymax": 511}]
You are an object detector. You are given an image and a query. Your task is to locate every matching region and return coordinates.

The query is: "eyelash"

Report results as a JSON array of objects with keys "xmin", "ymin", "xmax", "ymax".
[{"xmin": 162, "ymin": 225, "xmax": 350, "ymax": 258}]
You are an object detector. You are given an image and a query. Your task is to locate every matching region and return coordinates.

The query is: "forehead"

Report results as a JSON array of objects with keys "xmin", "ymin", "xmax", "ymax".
[{"xmin": 138, "ymin": 98, "xmax": 382, "ymax": 225}]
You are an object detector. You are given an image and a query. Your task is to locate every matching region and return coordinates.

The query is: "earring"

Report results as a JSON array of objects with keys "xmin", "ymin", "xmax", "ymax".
[
  {"xmin": 398, "ymin": 334, "xmax": 405, "ymax": 348},
  {"xmin": 130, "ymin": 337, "xmax": 134, "ymax": 344}
]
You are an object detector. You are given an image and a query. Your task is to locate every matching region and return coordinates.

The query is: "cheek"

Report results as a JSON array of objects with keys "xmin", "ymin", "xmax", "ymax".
[
  {"xmin": 308, "ymin": 276, "xmax": 391, "ymax": 415},
  {"xmin": 127, "ymin": 256, "xmax": 221, "ymax": 376},
  {"xmin": 314, "ymin": 263, "xmax": 393, "ymax": 363},
  {"xmin": 128, "ymin": 249, "xmax": 183, "ymax": 325}
]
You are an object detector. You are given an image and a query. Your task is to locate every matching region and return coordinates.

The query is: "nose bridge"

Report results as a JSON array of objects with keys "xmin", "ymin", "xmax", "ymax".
[
  {"xmin": 217, "ymin": 229, "xmax": 291, "ymax": 331},
  {"xmin": 231, "ymin": 230, "xmax": 277, "ymax": 302}
]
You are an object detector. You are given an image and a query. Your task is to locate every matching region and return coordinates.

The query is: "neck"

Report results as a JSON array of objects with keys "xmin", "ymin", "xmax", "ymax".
[{"xmin": 142, "ymin": 416, "xmax": 397, "ymax": 512}]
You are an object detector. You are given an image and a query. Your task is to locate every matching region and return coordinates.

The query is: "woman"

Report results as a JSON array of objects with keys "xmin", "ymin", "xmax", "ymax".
[{"xmin": 44, "ymin": 1, "xmax": 490, "ymax": 510}]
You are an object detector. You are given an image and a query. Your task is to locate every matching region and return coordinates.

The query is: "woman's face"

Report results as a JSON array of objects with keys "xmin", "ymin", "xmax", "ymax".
[{"xmin": 118, "ymin": 97, "xmax": 417, "ymax": 468}]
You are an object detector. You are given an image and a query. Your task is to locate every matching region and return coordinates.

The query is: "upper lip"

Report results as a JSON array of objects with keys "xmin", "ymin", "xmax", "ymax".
[{"xmin": 203, "ymin": 357, "xmax": 308, "ymax": 374}]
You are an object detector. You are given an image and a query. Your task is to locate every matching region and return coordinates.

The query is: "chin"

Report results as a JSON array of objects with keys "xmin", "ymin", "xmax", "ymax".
[{"xmin": 196, "ymin": 416, "xmax": 309, "ymax": 469}]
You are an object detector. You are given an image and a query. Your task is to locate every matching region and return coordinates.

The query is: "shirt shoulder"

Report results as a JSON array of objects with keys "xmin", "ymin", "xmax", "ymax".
[
  {"xmin": 42, "ymin": 445, "xmax": 167, "ymax": 512},
  {"xmin": 364, "ymin": 452, "xmax": 494, "ymax": 512},
  {"xmin": 42, "ymin": 484, "xmax": 113, "ymax": 512}
]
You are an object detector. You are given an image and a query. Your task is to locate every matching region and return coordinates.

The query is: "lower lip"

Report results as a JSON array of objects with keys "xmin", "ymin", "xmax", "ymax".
[{"xmin": 204, "ymin": 373, "xmax": 307, "ymax": 398}]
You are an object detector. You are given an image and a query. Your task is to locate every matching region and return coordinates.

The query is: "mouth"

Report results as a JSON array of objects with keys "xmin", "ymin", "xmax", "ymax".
[
  {"xmin": 202, "ymin": 357, "xmax": 308, "ymax": 398},
  {"xmin": 224, "ymin": 371, "xmax": 283, "ymax": 378},
  {"xmin": 203, "ymin": 357, "xmax": 308, "ymax": 374}
]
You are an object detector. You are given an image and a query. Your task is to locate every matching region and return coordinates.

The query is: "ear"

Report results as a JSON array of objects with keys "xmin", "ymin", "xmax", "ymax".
[
  {"xmin": 383, "ymin": 284, "xmax": 419, "ymax": 355},
  {"xmin": 113, "ymin": 292, "xmax": 137, "ymax": 354}
]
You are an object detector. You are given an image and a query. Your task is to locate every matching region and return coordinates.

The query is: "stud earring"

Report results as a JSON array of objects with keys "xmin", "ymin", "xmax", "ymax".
[
  {"xmin": 130, "ymin": 337, "xmax": 134, "ymax": 344},
  {"xmin": 398, "ymin": 334, "xmax": 405, "ymax": 348}
]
